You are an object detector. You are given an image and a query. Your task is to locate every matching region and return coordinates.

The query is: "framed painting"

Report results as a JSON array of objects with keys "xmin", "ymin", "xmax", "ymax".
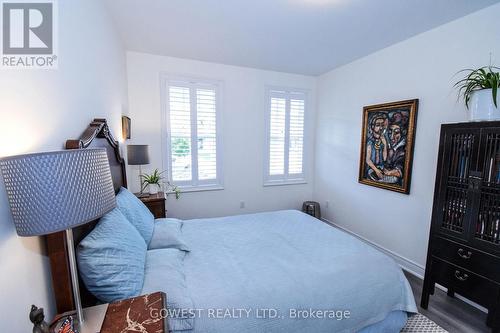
[
  {"xmin": 122, "ymin": 116, "xmax": 131, "ymax": 140},
  {"xmin": 358, "ymin": 99, "xmax": 418, "ymax": 194}
]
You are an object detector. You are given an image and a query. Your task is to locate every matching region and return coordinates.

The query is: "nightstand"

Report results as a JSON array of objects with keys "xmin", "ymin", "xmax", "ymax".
[
  {"xmin": 100, "ymin": 292, "xmax": 168, "ymax": 332},
  {"xmin": 51, "ymin": 292, "xmax": 168, "ymax": 333},
  {"xmin": 135, "ymin": 192, "xmax": 166, "ymax": 218}
]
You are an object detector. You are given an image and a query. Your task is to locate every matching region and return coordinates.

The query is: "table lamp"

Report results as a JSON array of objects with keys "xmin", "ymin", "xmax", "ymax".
[
  {"xmin": 0, "ymin": 149, "xmax": 116, "ymax": 332},
  {"xmin": 127, "ymin": 144, "xmax": 150, "ymax": 197}
]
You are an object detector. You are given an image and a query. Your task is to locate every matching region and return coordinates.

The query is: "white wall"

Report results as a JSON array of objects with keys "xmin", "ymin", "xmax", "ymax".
[
  {"xmin": 2, "ymin": 3, "xmax": 496, "ymax": 329},
  {"xmin": 314, "ymin": 3, "xmax": 500, "ymax": 273},
  {"xmin": 126, "ymin": 52, "xmax": 316, "ymax": 219},
  {"xmin": 0, "ymin": 1, "xmax": 128, "ymax": 331}
]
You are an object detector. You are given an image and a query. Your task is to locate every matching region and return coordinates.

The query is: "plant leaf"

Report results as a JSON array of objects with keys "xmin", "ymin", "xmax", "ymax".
[
  {"xmin": 454, "ymin": 65, "xmax": 499, "ymax": 109},
  {"xmin": 493, "ymin": 84, "xmax": 498, "ymax": 108}
]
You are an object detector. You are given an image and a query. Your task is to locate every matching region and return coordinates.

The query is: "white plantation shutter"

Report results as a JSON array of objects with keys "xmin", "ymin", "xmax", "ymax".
[
  {"xmin": 164, "ymin": 77, "xmax": 221, "ymax": 189},
  {"xmin": 269, "ymin": 97, "xmax": 286, "ymax": 175},
  {"xmin": 169, "ymin": 86, "xmax": 192, "ymax": 181},
  {"xmin": 265, "ymin": 88, "xmax": 307, "ymax": 184},
  {"xmin": 196, "ymin": 88, "xmax": 217, "ymax": 180},
  {"xmin": 289, "ymin": 96, "xmax": 304, "ymax": 174}
]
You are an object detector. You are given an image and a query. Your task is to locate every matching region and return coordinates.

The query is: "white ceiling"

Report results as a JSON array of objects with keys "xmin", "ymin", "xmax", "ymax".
[{"xmin": 104, "ymin": 0, "xmax": 500, "ymax": 75}]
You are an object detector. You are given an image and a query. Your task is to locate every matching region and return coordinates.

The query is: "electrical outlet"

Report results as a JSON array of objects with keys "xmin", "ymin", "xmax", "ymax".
[{"xmin": 240, "ymin": 201, "xmax": 245, "ymax": 209}]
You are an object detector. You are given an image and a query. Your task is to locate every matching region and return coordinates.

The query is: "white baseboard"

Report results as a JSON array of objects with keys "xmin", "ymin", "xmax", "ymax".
[{"xmin": 321, "ymin": 218, "xmax": 488, "ymax": 314}]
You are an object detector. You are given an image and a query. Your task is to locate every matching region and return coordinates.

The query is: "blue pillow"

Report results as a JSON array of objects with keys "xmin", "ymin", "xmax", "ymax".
[
  {"xmin": 77, "ymin": 208, "xmax": 147, "ymax": 303},
  {"xmin": 116, "ymin": 187, "xmax": 155, "ymax": 244},
  {"xmin": 142, "ymin": 248, "xmax": 194, "ymax": 331},
  {"xmin": 149, "ymin": 218, "xmax": 190, "ymax": 252}
]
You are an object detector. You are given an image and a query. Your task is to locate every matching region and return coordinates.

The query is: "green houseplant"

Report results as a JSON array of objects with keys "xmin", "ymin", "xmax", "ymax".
[
  {"xmin": 454, "ymin": 66, "xmax": 500, "ymax": 121},
  {"xmin": 141, "ymin": 169, "xmax": 181, "ymax": 199}
]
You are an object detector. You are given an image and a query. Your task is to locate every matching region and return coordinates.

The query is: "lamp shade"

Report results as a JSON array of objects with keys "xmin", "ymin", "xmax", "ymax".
[
  {"xmin": 0, "ymin": 149, "xmax": 116, "ymax": 236},
  {"xmin": 127, "ymin": 145, "xmax": 150, "ymax": 165}
]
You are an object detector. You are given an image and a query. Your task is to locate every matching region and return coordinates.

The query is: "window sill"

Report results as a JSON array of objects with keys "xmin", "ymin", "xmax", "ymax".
[
  {"xmin": 172, "ymin": 185, "xmax": 224, "ymax": 194},
  {"xmin": 263, "ymin": 180, "xmax": 307, "ymax": 187}
]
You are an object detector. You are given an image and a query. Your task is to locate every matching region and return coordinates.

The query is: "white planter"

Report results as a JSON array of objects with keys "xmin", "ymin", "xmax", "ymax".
[
  {"xmin": 468, "ymin": 89, "xmax": 500, "ymax": 121},
  {"xmin": 148, "ymin": 184, "xmax": 159, "ymax": 195}
]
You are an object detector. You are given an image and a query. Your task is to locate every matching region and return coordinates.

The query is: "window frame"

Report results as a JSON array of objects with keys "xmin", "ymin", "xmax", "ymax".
[
  {"xmin": 264, "ymin": 86, "xmax": 309, "ymax": 187},
  {"xmin": 160, "ymin": 73, "xmax": 224, "ymax": 192}
]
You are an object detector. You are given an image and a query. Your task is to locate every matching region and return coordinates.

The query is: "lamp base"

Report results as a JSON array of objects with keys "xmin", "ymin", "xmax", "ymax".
[
  {"xmin": 51, "ymin": 304, "xmax": 107, "ymax": 333},
  {"xmin": 80, "ymin": 304, "xmax": 108, "ymax": 333}
]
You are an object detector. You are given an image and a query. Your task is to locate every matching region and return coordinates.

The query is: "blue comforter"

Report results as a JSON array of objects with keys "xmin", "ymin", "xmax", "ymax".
[{"xmin": 145, "ymin": 210, "xmax": 417, "ymax": 332}]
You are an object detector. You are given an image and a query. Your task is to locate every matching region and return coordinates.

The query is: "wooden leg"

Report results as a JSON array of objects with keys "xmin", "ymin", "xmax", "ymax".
[
  {"xmin": 421, "ymin": 258, "xmax": 434, "ymax": 309},
  {"xmin": 430, "ymin": 283, "xmax": 435, "ymax": 295},
  {"xmin": 421, "ymin": 279, "xmax": 432, "ymax": 309},
  {"xmin": 421, "ymin": 291, "xmax": 430, "ymax": 309},
  {"xmin": 447, "ymin": 288, "xmax": 455, "ymax": 297},
  {"xmin": 487, "ymin": 304, "xmax": 499, "ymax": 331}
]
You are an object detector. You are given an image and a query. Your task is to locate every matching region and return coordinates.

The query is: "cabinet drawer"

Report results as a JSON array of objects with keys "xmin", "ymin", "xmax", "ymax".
[
  {"xmin": 431, "ymin": 257, "xmax": 499, "ymax": 308},
  {"xmin": 432, "ymin": 237, "xmax": 500, "ymax": 282}
]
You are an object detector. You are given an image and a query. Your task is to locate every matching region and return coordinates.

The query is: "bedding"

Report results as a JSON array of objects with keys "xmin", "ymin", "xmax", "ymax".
[
  {"xmin": 140, "ymin": 210, "xmax": 417, "ymax": 333},
  {"xmin": 149, "ymin": 218, "xmax": 190, "ymax": 251},
  {"xmin": 77, "ymin": 208, "xmax": 147, "ymax": 303},
  {"xmin": 358, "ymin": 311, "xmax": 408, "ymax": 333},
  {"xmin": 142, "ymin": 248, "xmax": 194, "ymax": 331},
  {"xmin": 116, "ymin": 187, "xmax": 155, "ymax": 244}
]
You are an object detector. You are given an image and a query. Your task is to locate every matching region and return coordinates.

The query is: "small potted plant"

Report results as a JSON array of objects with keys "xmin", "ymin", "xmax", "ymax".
[
  {"xmin": 141, "ymin": 169, "xmax": 181, "ymax": 198},
  {"xmin": 455, "ymin": 66, "xmax": 500, "ymax": 121}
]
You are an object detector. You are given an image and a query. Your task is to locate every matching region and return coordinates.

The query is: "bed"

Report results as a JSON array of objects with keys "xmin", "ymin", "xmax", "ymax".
[
  {"xmin": 142, "ymin": 210, "xmax": 417, "ymax": 332},
  {"xmin": 47, "ymin": 119, "xmax": 417, "ymax": 332}
]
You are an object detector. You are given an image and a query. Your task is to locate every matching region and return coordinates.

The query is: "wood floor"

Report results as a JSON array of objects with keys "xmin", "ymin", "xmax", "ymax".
[{"xmin": 404, "ymin": 271, "xmax": 490, "ymax": 333}]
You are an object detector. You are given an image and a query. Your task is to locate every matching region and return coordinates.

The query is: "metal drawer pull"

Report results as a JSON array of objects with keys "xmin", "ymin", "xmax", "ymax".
[
  {"xmin": 454, "ymin": 270, "xmax": 469, "ymax": 281},
  {"xmin": 457, "ymin": 248, "xmax": 472, "ymax": 259}
]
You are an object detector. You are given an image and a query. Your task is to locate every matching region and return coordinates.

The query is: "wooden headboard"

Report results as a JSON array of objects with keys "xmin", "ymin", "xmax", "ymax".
[{"xmin": 47, "ymin": 118, "xmax": 127, "ymax": 313}]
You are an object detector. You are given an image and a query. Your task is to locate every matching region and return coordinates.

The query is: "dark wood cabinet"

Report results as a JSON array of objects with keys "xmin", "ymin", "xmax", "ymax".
[
  {"xmin": 422, "ymin": 121, "xmax": 500, "ymax": 332},
  {"xmin": 136, "ymin": 192, "xmax": 167, "ymax": 218}
]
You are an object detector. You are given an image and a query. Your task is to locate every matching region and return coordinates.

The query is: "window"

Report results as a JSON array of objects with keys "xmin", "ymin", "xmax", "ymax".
[
  {"xmin": 162, "ymin": 75, "xmax": 222, "ymax": 191},
  {"xmin": 265, "ymin": 87, "xmax": 307, "ymax": 185}
]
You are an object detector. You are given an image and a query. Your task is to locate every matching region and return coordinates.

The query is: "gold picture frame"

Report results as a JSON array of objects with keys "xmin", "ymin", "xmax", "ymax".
[
  {"xmin": 358, "ymin": 99, "xmax": 418, "ymax": 194},
  {"xmin": 122, "ymin": 116, "xmax": 131, "ymax": 140}
]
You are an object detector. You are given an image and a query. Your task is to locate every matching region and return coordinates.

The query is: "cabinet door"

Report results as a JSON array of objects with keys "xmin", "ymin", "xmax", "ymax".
[
  {"xmin": 469, "ymin": 128, "xmax": 500, "ymax": 254},
  {"xmin": 434, "ymin": 128, "xmax": 480, "ymax": 242}
]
